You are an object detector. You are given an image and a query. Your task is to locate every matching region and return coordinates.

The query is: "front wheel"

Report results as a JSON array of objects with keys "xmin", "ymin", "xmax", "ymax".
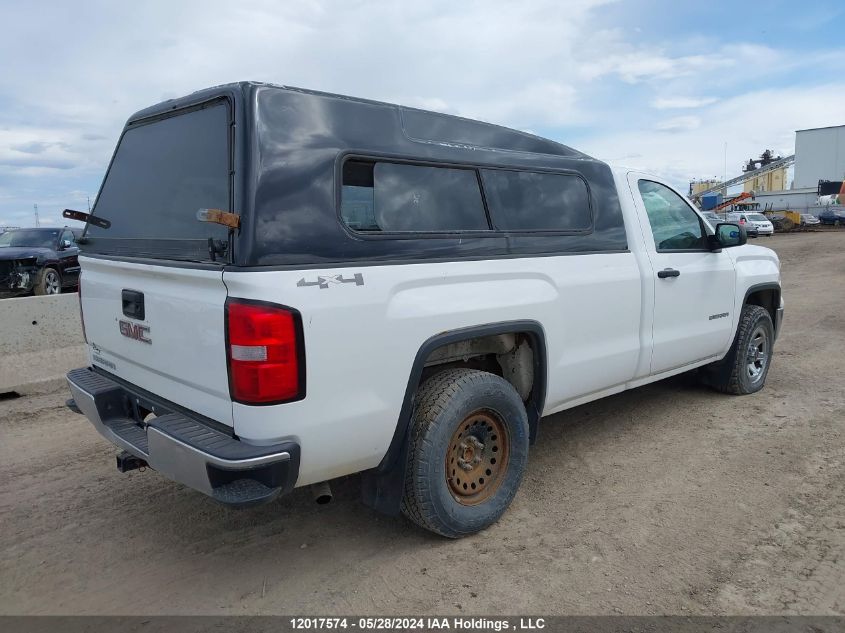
[
  {"xmin": 401, "ymin": 368, "xmax": 529, "ymax": 538},
  {"xmin": 34, "ymin": 268, "xmax": 61, "ymax": 295},
  {"xmin": 703, "ymin": 304, "xmax": 774, "ymax": 395}
]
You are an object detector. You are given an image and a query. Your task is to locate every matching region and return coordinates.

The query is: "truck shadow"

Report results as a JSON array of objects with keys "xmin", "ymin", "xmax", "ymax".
[{"xmin": 71, "ymin": 370, "xmax": 727, "ymax": 560}]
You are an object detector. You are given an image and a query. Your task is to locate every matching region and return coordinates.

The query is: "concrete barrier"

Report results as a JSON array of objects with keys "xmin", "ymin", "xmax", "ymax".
[{"xmin": 0, "ymin": 293, "xmax": 87, "ymax": 393}]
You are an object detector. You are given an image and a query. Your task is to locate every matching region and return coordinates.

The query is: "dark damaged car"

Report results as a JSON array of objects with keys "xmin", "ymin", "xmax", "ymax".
[{"xmin": 0, "ymin": 227, "xmax": 82, "ymax": 297}]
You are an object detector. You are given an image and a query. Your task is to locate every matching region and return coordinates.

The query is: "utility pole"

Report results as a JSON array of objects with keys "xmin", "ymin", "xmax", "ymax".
[{"xmin": 33, "ymin": 204, "xmax": 40, "ymax": 227}]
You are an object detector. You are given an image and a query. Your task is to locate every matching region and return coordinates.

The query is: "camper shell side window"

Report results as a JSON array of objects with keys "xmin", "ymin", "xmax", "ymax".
[{"xmin": 339, "ymin": 155, "xmax": 595, "ymax": 238}]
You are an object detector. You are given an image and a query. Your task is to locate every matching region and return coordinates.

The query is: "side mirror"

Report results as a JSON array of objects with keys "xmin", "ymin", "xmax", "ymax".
[
  {"xmin": 60, "ymin": 239, "xmax": 73, "ymax": 250},
  {"xmin": 713, "ymin": 222, "xmax": 746, "ymax": 249}
]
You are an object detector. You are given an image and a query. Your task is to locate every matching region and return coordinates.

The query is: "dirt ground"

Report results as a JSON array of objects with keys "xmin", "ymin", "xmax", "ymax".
[{"xmin": 1, "ymin": 232, "xmax": 843, "ymax": 616}]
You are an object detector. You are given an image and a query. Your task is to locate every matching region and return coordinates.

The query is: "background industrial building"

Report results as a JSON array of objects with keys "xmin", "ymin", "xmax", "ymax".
[{"xmin": 691, "ymin": 124, "xmax": 845, "ymax": 214}]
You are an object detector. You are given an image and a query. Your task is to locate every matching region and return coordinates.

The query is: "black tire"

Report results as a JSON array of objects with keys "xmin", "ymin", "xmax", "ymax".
[
  {"xmin": 703, "ymin": 304, "xmax": 774, "ymax": 395},
  {"xmin": 34, "ymin": 267, "xmax": 61, "ymax": 295},
  {"xmin": 401, "ymin": 368, "xmax": 529, "ymax": 538}
]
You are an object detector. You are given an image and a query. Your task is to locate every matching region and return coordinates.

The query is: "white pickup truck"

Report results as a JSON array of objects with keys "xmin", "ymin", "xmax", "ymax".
[{"xmin": 66, "ymin": 82, "xmax": 783, "ymax": 537}]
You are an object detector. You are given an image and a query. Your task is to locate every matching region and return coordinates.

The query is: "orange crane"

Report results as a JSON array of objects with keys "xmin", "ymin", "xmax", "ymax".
[{"xmin": 714, "ymin": 191, "xmax": 753, "ymax": 212}]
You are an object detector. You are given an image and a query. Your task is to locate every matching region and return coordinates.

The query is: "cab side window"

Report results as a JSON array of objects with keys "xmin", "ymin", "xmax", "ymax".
[{"xmin": 637, "ymin": 180, "xmax": 706, "ymax": 251}]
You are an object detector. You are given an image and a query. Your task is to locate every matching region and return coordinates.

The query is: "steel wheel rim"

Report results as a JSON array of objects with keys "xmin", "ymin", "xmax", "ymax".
[
  {"xmin": 445, "ymin": 409, "xmax": 509, "ymax": 506},
  {"xmin": 45, "ymin": 271, "xmax": 60, "ymax": 294},
  {"xmin": 745, "ymin": 325, "xmax": 769, "ymax": 383}
]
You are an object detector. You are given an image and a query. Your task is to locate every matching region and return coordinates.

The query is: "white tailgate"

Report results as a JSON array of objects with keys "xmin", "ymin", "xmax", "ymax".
[{"xmin": 80, "ymin": 256, "xmax": 232, "ymax": 426}]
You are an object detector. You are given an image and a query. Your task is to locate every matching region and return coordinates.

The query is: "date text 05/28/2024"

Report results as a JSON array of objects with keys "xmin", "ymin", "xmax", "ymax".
[{"xmin": 289, "ymin": 617, "xmax": 546, "ymax": 631}]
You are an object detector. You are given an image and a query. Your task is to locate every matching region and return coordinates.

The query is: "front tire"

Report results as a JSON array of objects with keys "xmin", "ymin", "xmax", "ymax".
[
  {"xmin": 401, "ymin": 368, "xmax": 529, "ymax": 538},
  {"xmin": 703, "ymin": 304, "xmax": 774, "ymax": 395},
  {"xmin": 34, "ymin": 267, "xmax": 61, "ymax": 295}
]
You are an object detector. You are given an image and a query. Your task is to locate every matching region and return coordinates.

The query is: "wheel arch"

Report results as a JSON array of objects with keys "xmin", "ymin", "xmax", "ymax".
[
  {"xmin": 361, "ymin": 320, "xmax": 548, "ymax": 515},
  {"xmin": 743, "ymin": 282, "xmax": 780, "ymax": 325}
]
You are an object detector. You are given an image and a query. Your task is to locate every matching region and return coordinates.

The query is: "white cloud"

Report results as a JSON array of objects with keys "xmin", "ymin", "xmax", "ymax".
[
  {"xmin": 651, "ymin": 96, "xmax": 718, "ymax": 109},
  {"xmin": 655, "ymin": 115, "xmax": 701, "ymax": 133},
  {"xmin": 584, "ymin": 83, "xmax": 845, "ymax": 189},
  {"xmin": 578, "ymin": 43, "xmax": 782, "ymax": 84},
  {"xmin": 0, "ymin": 127, "xmax": 104, "ymax": 181},
  {"xmin": 0, "ymin": 1, "xmax": 843, "ymax": 225},
  {"xmin": 0, "ymin": 0, "xmax": 618, "ymax": 224}
]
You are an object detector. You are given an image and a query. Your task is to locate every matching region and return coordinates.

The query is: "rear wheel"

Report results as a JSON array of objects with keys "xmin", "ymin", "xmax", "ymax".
[
  {"xmin": 401, "ymin": 368, "xmax": 529, "ymax": 538},
  {"xmin": 34, "ymin": 267, "xmax": 61, "ymax": 295},
  {"xmin": 703, "ymin": 304, "xmax": 774, "ymax": 395}
]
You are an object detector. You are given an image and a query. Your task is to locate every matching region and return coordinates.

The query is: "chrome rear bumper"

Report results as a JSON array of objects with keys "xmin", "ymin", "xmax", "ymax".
[{"xmin": 66, "ymin": 367, "xmax": 300, "ymax": 506}]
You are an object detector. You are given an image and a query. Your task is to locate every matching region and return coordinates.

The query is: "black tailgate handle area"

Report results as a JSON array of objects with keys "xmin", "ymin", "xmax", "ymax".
[{"xmin": 121, "ymin": 289, "xmax": 145, "ymax": 320}]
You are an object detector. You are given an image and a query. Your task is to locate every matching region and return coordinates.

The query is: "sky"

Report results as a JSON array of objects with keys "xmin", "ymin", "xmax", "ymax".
[{"xmin": 1, "ymin": 0, "xmax": 844, "ymax": 228}]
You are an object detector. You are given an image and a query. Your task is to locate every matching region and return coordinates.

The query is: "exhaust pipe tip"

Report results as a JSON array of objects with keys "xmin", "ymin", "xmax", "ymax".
[{"xmin": 311, "ymin": 481, "xmax": 333, "ymax": 505}]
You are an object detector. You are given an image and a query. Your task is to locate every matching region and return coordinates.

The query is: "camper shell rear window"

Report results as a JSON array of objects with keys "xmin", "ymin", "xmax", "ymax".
[{"xmin": 82, "ymin": 99, "xmax": 233, "ymax": 263}]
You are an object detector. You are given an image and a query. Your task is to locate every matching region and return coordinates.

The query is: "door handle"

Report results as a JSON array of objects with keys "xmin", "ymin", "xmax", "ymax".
[{"xmin": 657, "ymin": 268, "xmax": 680, "ymax": 278}]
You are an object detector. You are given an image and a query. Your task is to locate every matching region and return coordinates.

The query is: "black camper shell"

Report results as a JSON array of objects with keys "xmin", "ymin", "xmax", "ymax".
[{"xmin": 84, "ymin": 82, "xmax": 627, "ymax": 268}]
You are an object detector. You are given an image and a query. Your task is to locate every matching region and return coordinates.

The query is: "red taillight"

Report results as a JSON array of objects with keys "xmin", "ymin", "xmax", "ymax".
[
  {"xmin": 225, "ymin": 299, "xmax": 305, "ymax": 404},
  {"xmin": 78, "ymin": 275, "xmax": 87, "ymax": 343}
]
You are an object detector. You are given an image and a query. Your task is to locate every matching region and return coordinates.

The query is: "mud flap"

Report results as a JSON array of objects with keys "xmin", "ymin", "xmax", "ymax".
[{"xmin": 361, "ymin": 440, "xmax": 410, "ymax": 516}]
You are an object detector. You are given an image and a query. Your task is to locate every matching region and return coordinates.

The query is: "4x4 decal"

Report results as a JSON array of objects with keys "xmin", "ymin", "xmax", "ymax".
[{"xmin": 297, "ymin": 273, "xmax": 364, "ymax": 289}]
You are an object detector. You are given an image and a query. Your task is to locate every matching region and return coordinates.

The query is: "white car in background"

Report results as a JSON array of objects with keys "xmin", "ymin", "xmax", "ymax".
[
  {"xmin": 800, "ymin": 214, "xmax": 820, "ymax": 226},
  {"xmin": 727, "ymin": 212, "xmax": 774, "ymax": 237}
]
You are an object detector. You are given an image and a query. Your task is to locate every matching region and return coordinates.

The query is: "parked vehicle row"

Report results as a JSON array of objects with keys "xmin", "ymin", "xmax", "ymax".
[
  {"xmin": 704, "ymin": 210, "xmax": 835, "ymax": 233},
  {"xmin": 701, "ymin": 211, "xmax": 766, "ymax": 237},
  {"xmin": 768, "ymin": 210, "xmax": 841, "ymax": 230},
  {"xmin": 699, "ymin": 202, "xmax": 845, "ymax": 232},
  {"xmin": 727, "ymin": 212, "xmax": 774, "ymax": 237}
]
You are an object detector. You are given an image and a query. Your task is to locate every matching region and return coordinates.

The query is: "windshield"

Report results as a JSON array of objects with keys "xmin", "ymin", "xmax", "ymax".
[
  {"xmin": 748, "ymin": 214, "xmax": 768, "ymax": 221},
  {"xmin": 0, "ymin": 229, "xmax": 59, "ymax": 248},
  {"xmin": 83, "ymin": 100, "xmax": 231, "ymax": 262}
]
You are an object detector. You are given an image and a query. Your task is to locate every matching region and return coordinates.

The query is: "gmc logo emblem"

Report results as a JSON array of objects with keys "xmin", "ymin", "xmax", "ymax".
[{"xmin": 118, "ymin": 320, "xmax": 151, "ymax": 344}]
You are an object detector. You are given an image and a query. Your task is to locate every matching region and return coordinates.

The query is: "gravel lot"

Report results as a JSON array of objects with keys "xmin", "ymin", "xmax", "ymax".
[{"xmin": 1, "ymin": 231, "xmax": 843, "ymax": 616}]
